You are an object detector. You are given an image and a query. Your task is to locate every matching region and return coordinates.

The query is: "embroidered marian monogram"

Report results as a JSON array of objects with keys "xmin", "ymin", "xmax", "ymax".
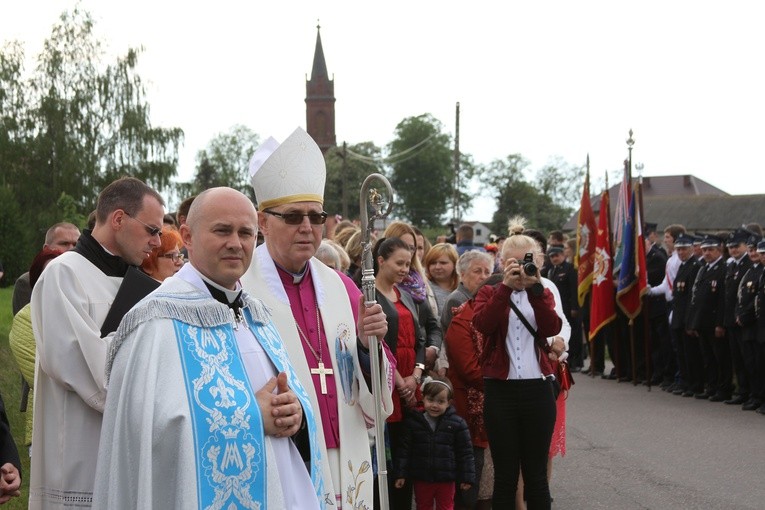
[
  {"xmin": 174, "ymin": 314, "xmax": 328, "ymax": 509},
  {"xmin": 173, "ymin": 321, "xmax": 266, "ymax": 510}
]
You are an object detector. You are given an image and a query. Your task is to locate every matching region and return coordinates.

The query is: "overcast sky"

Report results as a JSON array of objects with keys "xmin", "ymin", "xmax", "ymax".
[{"xmin": 4, "ymin": 1, "xmax": 764, "ymax": 219}]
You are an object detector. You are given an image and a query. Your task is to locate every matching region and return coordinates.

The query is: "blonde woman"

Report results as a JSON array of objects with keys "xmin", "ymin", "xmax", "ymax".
[
  {"xmin": 424, "ymin": 243, "xmax": 460, "ymax": 315},
  {"xmin": 472, "ymin": 218, "xmax": 564, "ymax": 509}
]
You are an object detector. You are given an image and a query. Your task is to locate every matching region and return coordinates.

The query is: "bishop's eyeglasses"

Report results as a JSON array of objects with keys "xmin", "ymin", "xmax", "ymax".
[{"xmin": 263, "ymin": 210, "xmax": 328, "ymax": 225}]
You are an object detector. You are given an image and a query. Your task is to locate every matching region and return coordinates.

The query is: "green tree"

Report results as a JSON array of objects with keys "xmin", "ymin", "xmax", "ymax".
[
  {"xmin": 483, "ymin": 154, "xmax": 573, "ymax": 234},
  {"xmin": 535, "ymin": 156, "xmax": 585, "ymax": 211},
  {"xmin": 194, "ymin": 125, "xmax": 260, "ymax": 198},
  {"xmin": 324, "ymin": 141, "xmax": 382, "ymax": 220},
  {"xmin": 0, "ymin": 186, "xmax": 33, "ymax": 284},
  {"xmin": 0, "ymin": 7, "xmax": 183, "ymax": 279},
  {"xmin": 387, "ymin": 114, "xmax": 454, "ymax": 228}
]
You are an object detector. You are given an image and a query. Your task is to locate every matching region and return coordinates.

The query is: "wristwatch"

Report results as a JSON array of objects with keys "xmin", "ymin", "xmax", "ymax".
[{"xmin": 414, "ymin": 363, "xmax": 425, "ymax": 384}]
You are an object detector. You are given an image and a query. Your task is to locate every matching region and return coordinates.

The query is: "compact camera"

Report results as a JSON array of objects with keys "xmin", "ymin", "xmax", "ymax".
[{"xmin": 522, "ymin": 252, "xmax": 538, "ymax": 276}]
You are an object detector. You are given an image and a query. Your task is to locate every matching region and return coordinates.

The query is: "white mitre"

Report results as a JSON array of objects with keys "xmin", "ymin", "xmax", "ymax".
[{"xmin": 248, "ymin": 127, "xmax": 326, "ymax": 211}]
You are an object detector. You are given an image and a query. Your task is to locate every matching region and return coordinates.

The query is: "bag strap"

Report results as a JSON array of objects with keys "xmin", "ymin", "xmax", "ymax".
[{"xmin": 508, "ymin": 299, "xmax": 548, "ymax": 352}]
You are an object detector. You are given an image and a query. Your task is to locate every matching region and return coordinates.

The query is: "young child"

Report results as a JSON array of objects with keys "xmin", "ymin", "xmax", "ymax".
[{"xmin": 394, "ymin": 376, "xmax": 475, "ymax": 510}]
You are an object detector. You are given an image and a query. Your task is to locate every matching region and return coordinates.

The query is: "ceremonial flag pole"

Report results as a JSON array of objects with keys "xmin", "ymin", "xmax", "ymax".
[
  {"xmin": 613, "ymin": 159, "xmax": 630, "ymax": 277},
  {"xmin": 637, "ymin": 174, "xmax": 653, "ymax": 390},
  {"xmin": 575, "ymin": 155, "xmax": 597, "ymax": 376},
  {"xmin": 589, "ymin": 186, "xmax": 616, "ymax": 363},
  {"xmin": 604, "ymin": 172, "xmax": 622, "ymax": 380},
  {"xmin": 616, "ymin": 130, "xmax": 648, "ymax": 385},
  {"xmin": 616, "ymin": 189, "xmax": 649, "ymax": 384}
]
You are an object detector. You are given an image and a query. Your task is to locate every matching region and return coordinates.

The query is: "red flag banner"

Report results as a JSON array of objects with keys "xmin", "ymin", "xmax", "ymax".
[
  {"xmin": 589, "ymin": 191, "xmax": 616, "ymax": 338},
  {"xmin": 576, "ymin": 172, "xmax": 597, "ymax": 306}
]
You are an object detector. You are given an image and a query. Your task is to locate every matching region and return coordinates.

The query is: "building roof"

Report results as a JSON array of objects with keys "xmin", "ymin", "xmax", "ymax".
[
  {"xmin": 590, "ymin": 174, "xmax": 728, "ymax": 212},
  {"xmin": 459, "ymin": 220, "xmax": 491, "ymax": 227},
  {"xmin": 564, "ymin": 174, "xmax": 731, "ymax": 231},
  {"xmin": 639, "ymin": 194, "xmax": 765, "ymax": 232}
]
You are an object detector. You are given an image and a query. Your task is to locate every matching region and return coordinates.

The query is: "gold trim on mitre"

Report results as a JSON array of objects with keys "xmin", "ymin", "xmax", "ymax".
[
  {"xmin": 248, "ymin": 127, "xmax": 326, "ymax": 211},
  {"xmin": 257, "ymin": 194, "xmax": 324, "ymax": 212}
]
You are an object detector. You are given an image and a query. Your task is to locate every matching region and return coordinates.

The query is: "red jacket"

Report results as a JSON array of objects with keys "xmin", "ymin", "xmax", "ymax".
[
  {"xmin": 444, "ymin": 300, "xmax": 488, "ymax": 448},
  {"xmin": 472, "ymin": 282, "xmax": 562, "ymax": 380}
]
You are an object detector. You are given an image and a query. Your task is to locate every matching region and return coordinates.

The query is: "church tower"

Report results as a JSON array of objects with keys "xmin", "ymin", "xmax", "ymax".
[{"xmin": 305, "ymin": 24, "xmax": 336, "ymax": 154}]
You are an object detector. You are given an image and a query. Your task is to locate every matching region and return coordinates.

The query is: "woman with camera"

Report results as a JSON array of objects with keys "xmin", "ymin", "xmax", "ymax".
[{"xmin": 472, "ymin": 218, "xmax": 564, "ymax": 509}]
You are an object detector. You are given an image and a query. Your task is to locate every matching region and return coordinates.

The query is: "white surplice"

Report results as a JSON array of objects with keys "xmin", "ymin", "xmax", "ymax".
[{"xmin": 30, "ymin": 251, "xmax": 120, "ymax": 509}]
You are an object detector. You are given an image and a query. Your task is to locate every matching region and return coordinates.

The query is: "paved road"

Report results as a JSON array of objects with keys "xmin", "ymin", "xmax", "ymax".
[{"xmin": 550, "ymin": 365, "xmax": 765, "ymax": 509}]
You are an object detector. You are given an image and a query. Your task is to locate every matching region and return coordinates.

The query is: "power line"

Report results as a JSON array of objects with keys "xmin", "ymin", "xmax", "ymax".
[{"xmin": 344, "ymin": 133, "xmax": 435, "ymax": 165}]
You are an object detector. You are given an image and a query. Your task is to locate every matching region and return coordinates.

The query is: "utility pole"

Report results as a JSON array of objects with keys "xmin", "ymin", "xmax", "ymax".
[{"xmin": 452, "ymin": 102, "xmax": 460, "ymax": 222}]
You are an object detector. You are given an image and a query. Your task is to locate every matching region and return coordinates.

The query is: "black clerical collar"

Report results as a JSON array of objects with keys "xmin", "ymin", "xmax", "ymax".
[
  {"xmin": 73, "ymin": 229, "xmax": 131, "ymax": 277},
  {"xmin": 196, "ymin": 271, "xmax": 242, "ymax": 303},
  {"xmin": 202, "ymin": 279, "xmax": 245, "ymax": 327},
  {"xmin": 204, "ymin": 281, "xmax": 243, "ymax": 306}
]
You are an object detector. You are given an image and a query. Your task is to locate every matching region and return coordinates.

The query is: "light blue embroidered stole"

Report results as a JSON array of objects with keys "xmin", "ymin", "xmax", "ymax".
[{"xmin": 173, "ymin": 306, "xmax": 325, "ymax": 510}]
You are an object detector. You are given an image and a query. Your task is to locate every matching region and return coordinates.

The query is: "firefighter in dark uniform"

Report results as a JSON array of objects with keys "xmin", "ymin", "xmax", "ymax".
[
  {"xmin": 547, "ymin": 243, "xmax": 582, "ymax": 370},
  {"xmin": 686, "ymin": 234, "xmax": 728, "ymax": 400},
  {"xmin": 692, "ymin": 235, "xmax": 704, "ymax": 262},
  {"xmin": 754, "ymin": 240, "xmax": 765, "ymax": 414},
  {"xmin": 644, "ymin": 223, "xmax": 669, "ymax": 386},
  {"xmin": 737, "ymin": 235, "xmax": 764, "ymax": 410},
  {"xmin": 722, "ymin": 228, "xmax": 754, "ymax": 405},
  {"xmin": 669, "ymin": 234, "xmax": 701, "ymax": 396}
]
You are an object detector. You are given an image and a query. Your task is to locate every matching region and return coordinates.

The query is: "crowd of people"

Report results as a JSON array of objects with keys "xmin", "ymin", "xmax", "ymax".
[
  {"xmin": 583, "ymin": 222, "xmax": 765, "ymax": 417},
  {"xmin": 4, "ymin": 126, "xmax": 763, "ymax": 510}
]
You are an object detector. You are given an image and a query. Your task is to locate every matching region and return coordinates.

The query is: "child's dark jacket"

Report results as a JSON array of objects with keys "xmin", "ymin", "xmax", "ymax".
[{"xmin": 394, "ymin": 405, "xmax": 475, "ymax": 484}]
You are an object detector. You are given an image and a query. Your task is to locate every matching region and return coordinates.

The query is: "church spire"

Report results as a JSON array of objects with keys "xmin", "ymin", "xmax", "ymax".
[
  {"xmin": 310, "ymin": 22, "xmax": 328, "ymax": 81},
  {"xmin": 305, "ymin": 22, "xmax": 336, "ymax": 154}
]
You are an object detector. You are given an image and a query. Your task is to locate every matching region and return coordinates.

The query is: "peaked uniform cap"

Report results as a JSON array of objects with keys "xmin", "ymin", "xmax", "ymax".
[
  {"xmin": 674, "ymin": 233, "xmax": 694, "ymax": 248},
  {"xmin": 757, "ymin": 240, "xmax": 765, "ymax": 253},
  {"xmin": 700, "ymin": 234, "xmax": 724, "ymax": 248},
  {"xmin": 726, "ymin": 227, "xmax": 751, "ymax": 246},
  {"xmin": 248, "ymin": 127, "xmax": 326, "ymax": 211}
]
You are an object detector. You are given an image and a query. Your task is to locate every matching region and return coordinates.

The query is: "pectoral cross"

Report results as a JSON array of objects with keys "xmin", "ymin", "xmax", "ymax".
[{"xmin": 311, "ymin": 362, "xmax": 334, "ymax": 394}]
